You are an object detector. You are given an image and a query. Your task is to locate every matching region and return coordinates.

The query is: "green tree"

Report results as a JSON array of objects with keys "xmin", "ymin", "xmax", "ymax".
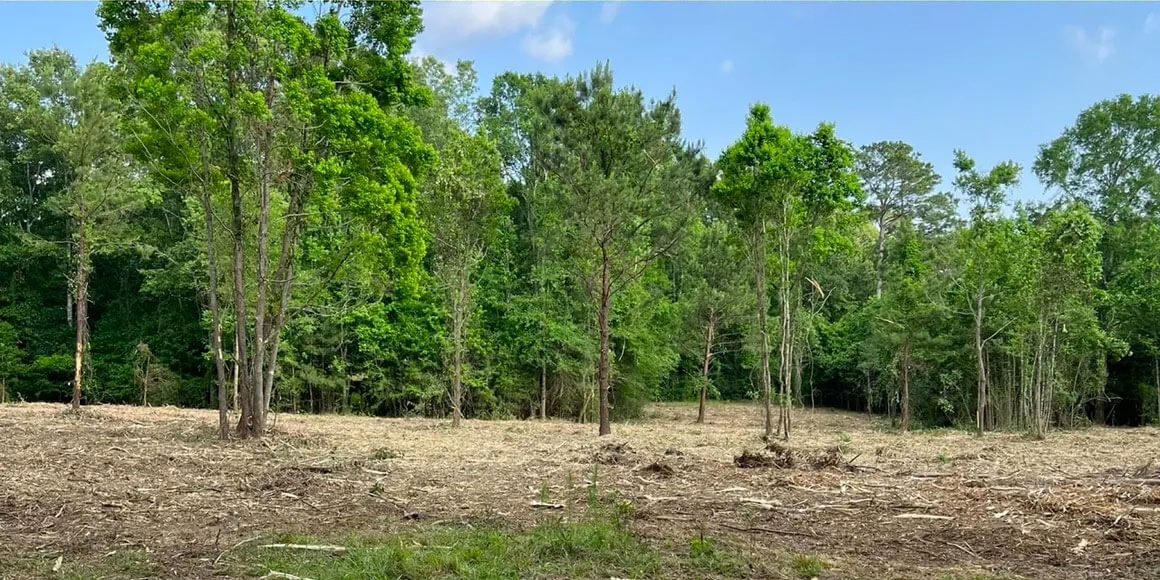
[
  {"xmin": 0, "ymin": 322, "xmax": 24, "ymax": 402},
  {"xmin": 951, "ymin": 150, "xmax": 1020, "ymax": 435},
  {"xmin": 1035, "ymin": 94, "xmax": 1160, "ymax": 425},
  {"xmin": 1029, "ymin": 205, "xmax": 1107, "ymax": 437},
  {"xmin": 1, "ymin": 51, "xmax": 157, "ymax": 410},
  {"xmin": 531, "ymin": 64, "xmax": 705, "ymax": 435},
  {"xmin": 100, "ymin": 0, "xmax": 432, "ymax": 437}
]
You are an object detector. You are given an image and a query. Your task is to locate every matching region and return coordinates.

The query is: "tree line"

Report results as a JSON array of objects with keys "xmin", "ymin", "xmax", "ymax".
[{"xmin": 1, "ymin": 1, "xmax": 1158, "ymax": 439}]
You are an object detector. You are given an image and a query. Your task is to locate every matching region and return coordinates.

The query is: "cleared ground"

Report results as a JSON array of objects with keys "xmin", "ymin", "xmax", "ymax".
[{"xmin": 1, "ymin": 402, "xmax": 1158, "ymax": 579}]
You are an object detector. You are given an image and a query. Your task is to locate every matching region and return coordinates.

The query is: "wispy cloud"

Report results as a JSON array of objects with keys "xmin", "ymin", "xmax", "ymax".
[
  {"xmin": 419, "ymin": 1, "xmax": 574, "ymax": 63},
  {"xmin": 422, "ymin": 1, "xmax": 552, "ymax": 43},
  {"xmin": 720, "ymin": 59, "xmax": 734, "ymax": 74},
  {"xmin": 600, "ymin": 2, "xmax": 620, "ymax": 24},
  {"xmin": 1063, "ymin": 25, "xmax": 1116, "ymax": 63},
  {"xmin": 523, "ymin": 16, "xmax": 575, "ymax": 63},
  {"xmin": 1146, "ymin": 13, "xmax": 1160, "ymax": 34}
]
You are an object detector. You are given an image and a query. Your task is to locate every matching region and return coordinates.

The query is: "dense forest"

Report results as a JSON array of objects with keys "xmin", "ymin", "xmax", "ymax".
[{"xmin": 2, "ymin": 1, "xmax": 1159, "ymax": 439}]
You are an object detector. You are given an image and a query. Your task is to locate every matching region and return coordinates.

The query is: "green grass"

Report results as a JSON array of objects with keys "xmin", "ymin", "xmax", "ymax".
[
  {"xmin": 0, "ymin": 549, "xmax": 161, "ymax": 579},
  {"xmin": 235, "ymin": 512, "xmax": 765, "ymax": 580},
  {"xmin": 788, "ymin": 554, "xmax": 830, "ymax": 579}
]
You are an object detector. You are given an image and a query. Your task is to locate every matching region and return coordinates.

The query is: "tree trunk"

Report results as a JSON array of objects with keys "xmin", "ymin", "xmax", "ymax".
[
  {"xmin": 973, "ymin": 277, "xmax": 987, "ymax": 437},
  {"xmin": 900, "ymin": 343, "xmax": 911, "ymax": 432},
  {"xmin": 1154, "ymin": 355, "xmax": 1159, "ymax": 426},
  {"xmin": 0, "ymin": 378, "xmax": 6, "ymax": 404},
  {"xmin": 696, "ymin": 313, "xmax": 716, "ymax": 424},
  {"xmin": 225, "ymin": 2, "xmax": 254, "ymax": 439},
  {"xmin": 597, "ymin": 244, "xmax": 613, "ymax": 436},
  {"xmin": 66, "ymin": 242, "xmax": 73, "ymax": 328},
  {"xmin": 262, "ymin": 185, "xmax": 306, "ymax": 421},
  {"xmin": 778, "ymin": 218, "xmax": 793, "ymax": 441},
  {"xmin": 539, "ymin": 367, "xmax": 547, "ymax": 420},
  {"xmin": 71, "ymin": 225, "xmax": 88, "ymax": 411},
  {"xmin": 865, "ymin": 369, "xmax": 872, "ymax": 416},
  {"xmin": 874, "ymin": 219, "xmax": 886, "ymax": 299},
  {"xmin": 199, "ymin": 142, "xmax": 230, "ymax": 439},
  {"xmin": 450, "ymin": 265, "xmax": 466, "ymax": 427},
  {"xmin": 232, "ymin": 329, "xmax": 240, "ymax": 412},
  {"xmin": 753, "ymin": 224, "xmax": 773, "ymax": 439},
  {"xmin": 249, "ymin": 73, "xmax": 276, "ymax": 436}
]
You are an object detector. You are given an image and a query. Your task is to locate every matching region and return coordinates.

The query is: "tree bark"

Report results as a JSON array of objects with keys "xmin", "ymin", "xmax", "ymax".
[
  {"xmin": 597, "ymin": 244, "xmax": 613, "ymax": 436},
  {"xmin": 539, "ymin": 367, "xmax": 547, "ymax": 420},
  {"xmin": 865, "ymin": 369, "xmax": 872, "ymax": 416},
  {"xmin": 71, "ymin": 223, "xmax": 88, "ymax": 411},
  {"xmin": 199, "ymin": 138, "xmax": 230, "ymax": 439},
  {"xmin": 450, "ymin": 263, "xmax": 466, "ymax": 427},
  {"xmin": 778, "ymin": 214, "xmax": 793, "ymax": 440},
  {"xmin": 696, "ymin": 313, "xmax": 716, "ymax": 424},
  {"xmin": 753, "ymin": 224, "xmax": 773, "ymax": 440},
  {"xmin": 900, "ymin": 343, "xmax": 911, "ymax": 432},
  {"xmin": 874, "ymin": 219, "xmax": 886, "ymax": 299},
  {"xmin": 249, "ymin": 71, "xmax": 277, "ymax": 435},
  {"xmin": 973, "ymin": 275, "xmax": 987, "ymax": 437},
  {"xmin": 225, "ymin": 1, "xmax": 254, "ymax": 438}
]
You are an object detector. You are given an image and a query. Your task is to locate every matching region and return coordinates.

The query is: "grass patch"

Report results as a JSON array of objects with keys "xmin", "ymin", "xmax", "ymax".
[
  {"xmin": 0, "ymin": 549, "xmax": 162, "ymax": 579},
  {"xmin": 235, "ymin": 512, "xmax": 761, "ymax": 579},
  {"xmin": 787, "ymin": 554, "xmax": 830, "ymax": 578}
]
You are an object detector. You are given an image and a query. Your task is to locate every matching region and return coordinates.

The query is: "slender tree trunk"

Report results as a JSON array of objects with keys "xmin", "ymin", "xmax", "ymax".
[
  {"xmin": 225, "ymin": 2, "xmax": 254, "ymax": 438},
  {"xmin": 900, "ymin": 343, "xmax": 911, "ymax": 432},
  {"xmin": 199, "ymin": 141, "xmax": 230, "ymax": 439},
  {"xmin": 865, "ymin": 369, "xmax": 872, "ymax": 416},
  {"xmin": 450, "ymin": 265, "xmax": 466, "ymax": 427},
  {"xmin": 696, "ymin": 313, "xmax": 716, "ymax": 424},
  {"xmin": 753, "ymin": 224, "xmax": 773, "ymax": 439},
  {"xmin": 232, "ymin": 329, "xmax": 240, "ymax": 412},
  {"xmin": 1031, "ymin": 315, "xmax": 1048, "ymax": 439},
  {"xmin": 973, "ymin": 278, "xmax": 987, "ymax": 437},
  {"xmin": 262, "ymin": 185, "xmax": 305, "ymax": 418},
  {"xmin": 793, "ymin": 336, "xmax": 803, "ymax": 406},
  {"xmin": 874, "ymin": 219, "xmax": 886, "ymax": 299},
  {"xmin": 66, "ymin": 243, "xmax": 73, "ymax": 328},
  {"xmin": 71, "ymin": 225, "xmax": 88, "ymax": 411},
  {"xmin": 778, "ymin": 217, "xmax": 793, "ymax": 440},
  {"xmin": 141, "ymin": 357, "xmax": 149, "ymax": 406},
  {"xmin": 1154, "ymin": 355, "xmax": 1159, "ymax": 426},
  {"xmin": 249, "ymin": 76, "xmax": 276, "ymax": 436},
  {"xmin": 597, "ymin": 244, "xmax": 613, "ymax": 436},
  {"xmin": 1, "ymin": 378, "xmax": 6, "ymax": 404},
  {"xmin": 539, "ymin": 367, "xmax": 547, "ymax": 420}
]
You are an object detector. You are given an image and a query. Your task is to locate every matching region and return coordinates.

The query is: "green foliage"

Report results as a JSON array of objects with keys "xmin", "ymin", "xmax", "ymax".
[{"xmin": 2, "ymin": 8, "xmax": 1159, "ymax": 432}]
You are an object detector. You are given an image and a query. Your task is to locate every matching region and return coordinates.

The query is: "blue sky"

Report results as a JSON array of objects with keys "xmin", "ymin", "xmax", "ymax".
[{"xmin": 3, "ymin": 2, "xmax": 1160, "ymax": 203}]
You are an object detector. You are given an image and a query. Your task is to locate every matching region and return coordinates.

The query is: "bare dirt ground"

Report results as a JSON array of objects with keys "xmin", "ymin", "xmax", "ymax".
[{"xmin": 1, "ymin": 402, "xmax": 1159, "ymax": 579}]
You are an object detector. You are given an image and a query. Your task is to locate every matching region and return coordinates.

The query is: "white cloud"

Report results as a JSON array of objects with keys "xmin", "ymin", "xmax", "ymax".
[
  {"xmin": 420, "ymin": 1, "xmax": 574, "ymax": 63},
  {"xmin": 1146, "ymin": 13, "xmax": 1160, "ymax": 34},
  {"xmin": 408, "ymin": 46, "xmax": 457, "ymax": 76},
  {"xmin": 421, "ymin": 1, "xmax": 552, "ymax": 46},
  {"xmin": 522, "ymin": 16, "xmax": 575, "ymax": 63},
  {"xmin": 1063, "ymin": 25, "xmax": 1116, "ymax": 63},
  {"xmin": 600, "ymin": 2, "xmax": 619, "ymax": 24},
  {"xmin": 719, "ymin": 59, "xmax": 734, "ymax": 74}
]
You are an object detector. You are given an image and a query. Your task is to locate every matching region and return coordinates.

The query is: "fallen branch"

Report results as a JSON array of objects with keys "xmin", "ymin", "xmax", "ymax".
[
  {"xmin": 740, "ymin": 497, "xmax": 781, "ymax": 510},
  {"xmin": 529, "ymin": 501, "xmax": 565, "ymax": 509},
  {"xmin": 213, "ymin": 534, "xmax": 264, "ymax": 565},
  {"xmin": 893, "ymin": 513, "xmax": 953, "ymax": 520},
  {"xmin": 719, "ymin": 523, "xmax": 816, "ymax": 538},
  {"xmin": 260, "ymin": 572, "xmax": 315, "ymax": 580},
  {"xmin": 259, "ymin": 544, "xmax": 348, "ymax": 553}
]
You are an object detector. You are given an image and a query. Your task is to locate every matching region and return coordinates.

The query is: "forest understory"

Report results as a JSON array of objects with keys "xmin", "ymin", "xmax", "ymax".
[{"xmin": 1, "ymin": 402, "xmax": 1157, "ymax": 580}]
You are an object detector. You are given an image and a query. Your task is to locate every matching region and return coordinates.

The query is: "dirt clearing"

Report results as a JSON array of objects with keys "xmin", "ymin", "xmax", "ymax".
[{"xmin": 1, "ymin": 402, "xmax": 1158, "ymax": 579}]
